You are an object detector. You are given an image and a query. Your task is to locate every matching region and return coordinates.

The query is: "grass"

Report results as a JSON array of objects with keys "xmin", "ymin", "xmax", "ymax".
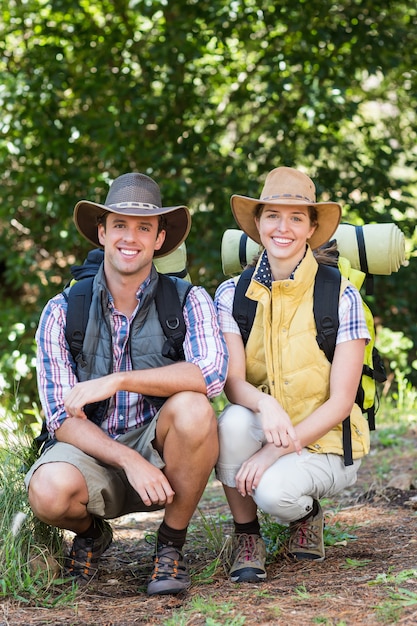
[
  {"xmin": 311, "ymin": 617, "xmax": 347, "ymax": 626},
  {"xmin": 161, "ymin": 594, "xmax": 247, "ymax": 626},
  {"xmin": 259, "ymin": 513, "xmax": 291, "ymax": 561},
  {"xmin": 369, "ymin": 569, "xmax": 417, "ymax": 586},
  {"xmin": 369, "ymin": 566, "xmax": 417, "ymax": 622},
  {"xmin": 374, "ymin": 584, "xmax": 417, "ymax": 624},
  {"xmin": 0, "ymin": 427, "xmax": 74, "ymax": 606},
  {"xmin": 341, "ymin": 557, "xmax": 372, "ymax": 569}
]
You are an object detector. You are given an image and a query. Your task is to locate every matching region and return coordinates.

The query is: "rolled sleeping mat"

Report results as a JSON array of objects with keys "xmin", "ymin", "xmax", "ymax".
[
  {"xmin": 334, "ymin": 223, "xmax": 406, "ymax": 275},
  {"xmin": 154, "ymin": 242, "xmax": 191, "ymax": 282},
  {"xmin": 221, "ymin": 224, "xmax": 406, "ymax": 277},
  {"xmin": 221, "ymin": 229, "xmax": 262, "ymax": 275}
]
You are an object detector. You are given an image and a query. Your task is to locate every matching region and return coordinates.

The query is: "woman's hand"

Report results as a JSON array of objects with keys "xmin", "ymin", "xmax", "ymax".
[
  {"xmin": 257, "ymin": 394, "xmax": 302, "ymax": 453},
  {"xmin": 223, "ymin": 332, "xmax": 301, "ymax": 453},
  {"xmin": 235, "ymin": 445, "xmax": 281, "ymax": 497}
]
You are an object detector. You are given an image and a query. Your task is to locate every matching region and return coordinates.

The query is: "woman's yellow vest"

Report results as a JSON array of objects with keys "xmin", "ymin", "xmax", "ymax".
[{"xmin": 243, "ymin": 247, "xmax": 370, "ymax": 459}]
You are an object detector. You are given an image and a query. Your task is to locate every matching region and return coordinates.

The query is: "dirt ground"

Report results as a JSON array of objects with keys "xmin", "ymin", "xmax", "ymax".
[{"xmin": 2, "ymin": 425, "xmax": 417, "ymax": 626}]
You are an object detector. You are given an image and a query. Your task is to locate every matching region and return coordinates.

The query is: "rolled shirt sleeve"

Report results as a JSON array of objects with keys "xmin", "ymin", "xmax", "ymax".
[
  {"xmin": 35, "ymin": 294, "xmax": 77, "ymax": 435},
  {"xmin": 182, "ymin": 285, "xmax": 229, "ymax": 398}
]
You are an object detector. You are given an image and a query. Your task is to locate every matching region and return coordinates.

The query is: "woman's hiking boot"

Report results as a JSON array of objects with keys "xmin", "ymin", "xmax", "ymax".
[
  {"xmin": 288, "ymin": 500, "xmax": 325, "ymax": 561},
  {"xmin": 229, "ymin": 533, "xmax": 267, "ymax": 583}
]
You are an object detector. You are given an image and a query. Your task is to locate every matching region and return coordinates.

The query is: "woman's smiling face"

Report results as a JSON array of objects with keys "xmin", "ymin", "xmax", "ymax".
[{"xmin": 255, "ymin": 204, "xmax": 317, "ymax": 266}]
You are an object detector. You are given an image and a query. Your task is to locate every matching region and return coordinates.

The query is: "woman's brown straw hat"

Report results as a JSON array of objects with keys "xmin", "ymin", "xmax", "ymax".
[
  {"xmin": 231, "ymin": 167, "xmax": 342, "ymax": 250},
  {"xmin": 73, "ymin": 173, "xmax": 191, "ymax": 258}
]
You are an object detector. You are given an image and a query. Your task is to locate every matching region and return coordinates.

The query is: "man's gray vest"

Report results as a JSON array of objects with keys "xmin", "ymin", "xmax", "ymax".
[{"xmin": 73, "ymin": 263, "xmax": 191, "ymax": 422}]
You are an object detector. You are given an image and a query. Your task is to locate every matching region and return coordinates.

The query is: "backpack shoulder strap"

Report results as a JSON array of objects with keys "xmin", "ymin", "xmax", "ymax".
[
  {"xmin": 64, "ymin": 276, "xmax": 94, "ymax": 364},
  {"xmin": 69, "ymin": 248, "xmax": 104, "ymax": 282},
  {"xmin": 313, "ymin": 263, "xmax": 341, "ymax": 362},
  {"xmin": 65, "ymin": 272, "xmax": 191, "ymax": 365},
  {"xmin": 233, "ymin": 264, "xmax": 342, "ymax": 354},
  {"xmin": 155, "ymin": 273, "xmax": 192, "ymax": 361},
  {"xmin": 232, "ymin": 266, "xmax": 257, "ymax": 346},
  {"xmin": 314, "ymin": 263, "xmax": 355, "ymax": 467},
  {"xmin": 64, "ymin": 248, "xmax": 104, "ymax": 363}
]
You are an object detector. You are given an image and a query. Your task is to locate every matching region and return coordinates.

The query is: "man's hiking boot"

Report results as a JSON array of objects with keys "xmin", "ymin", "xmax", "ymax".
[
  {"xmin": 65, "ymin": 519, "xmax": 113, "ymax": 584},
  {"xmin": 288, "ymin": 500, "xmax": 325, "ymax": 561},
  {"xmin": 229, "ymin": 533, "xmax": 267, "ymax": 583},
  {"xmin": 147, "ymin": 544, "xmax": 191, "ymax": 595}
]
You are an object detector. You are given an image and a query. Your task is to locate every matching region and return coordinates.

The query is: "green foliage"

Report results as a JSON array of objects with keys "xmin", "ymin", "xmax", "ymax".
[
  {"xmin": 323, "ymin": 522, "xmax": 357, "ymax": 547},
  {"xmin": 341, "ymin": 558, "xmax": 372, "ymax": 569},
  {"xmin": 370, "ymin": 568, "xmax": 417, "ymax": 586},
  {"xmin": 259, "ymin": 513, "xmax": 290, "ymax": 561},
  {"xmin": 260, "ymin": 511, "xmax": 358, "ymax": 562},
  {"xmin": 1, "ymin": 0, "xmax": 417, "ymax": 419},
  {"xmin": 194, "ymin": 508, "xmax": 230, "ymax": 556}
]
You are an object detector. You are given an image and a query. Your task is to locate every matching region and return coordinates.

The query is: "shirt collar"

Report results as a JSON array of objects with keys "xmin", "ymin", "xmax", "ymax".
[
  {"xmin": 106, "ymin": 273, "xmax": 152, "ymax": 310},
  {"xmin": 253, "ymin": 247, "xmax": 308, "ymax": 288}
]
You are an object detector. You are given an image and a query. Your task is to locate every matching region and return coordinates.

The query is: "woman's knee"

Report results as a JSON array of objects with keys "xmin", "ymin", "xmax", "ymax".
[
  {"xmin": 215, "ymin": 406, "xmax": 263, "ymax": 481},
  {"xmin": 254, "ymin": 463, "xmax": 316, "ymax": 522},
  {"xmin": 253, "ymin": 475, "xmax": 286, "ymax": 516},
  {"xmin": 218, "ymin": 404, "xmax": 261, "ymax": 454}
]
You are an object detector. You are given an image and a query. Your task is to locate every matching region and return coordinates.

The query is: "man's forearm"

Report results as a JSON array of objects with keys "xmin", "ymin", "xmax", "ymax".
[
  {"xmin": 63, "ymin": 362, "xmax": 208, "ymax": 420},
  {"xmin": 118, "ymin": 361, "xmax": 207, "ymax": 397},
  {"xmin": 55, "ymin": 417, "xmax": 139, "ymax": 470}
]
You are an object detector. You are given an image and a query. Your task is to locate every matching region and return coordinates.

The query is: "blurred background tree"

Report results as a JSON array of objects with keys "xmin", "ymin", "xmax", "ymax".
[{"xmin": 0, "ymin": 0, "xmax": 416, "ymax": 430}]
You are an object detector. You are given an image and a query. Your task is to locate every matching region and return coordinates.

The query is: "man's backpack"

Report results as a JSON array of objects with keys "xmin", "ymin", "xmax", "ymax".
[
  {"xmin": 232, "ymin": 260, "xmax": 387, "ymax": 467},
  {"xmin": 65, "ymin": 249, "xmax": 191, "ymax": 365},
  {"xmin": 34, "ymin": 248, "xmax": 192, "ymax": 452}
]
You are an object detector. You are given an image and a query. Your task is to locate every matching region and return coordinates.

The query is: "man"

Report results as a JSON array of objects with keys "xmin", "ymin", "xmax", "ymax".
[{"xmin": 25, "ymin": 172, "xmax": 228, "ymax": 595}]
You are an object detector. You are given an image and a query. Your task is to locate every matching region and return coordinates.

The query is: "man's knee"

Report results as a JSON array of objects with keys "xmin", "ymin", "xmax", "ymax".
[
  {"xmin": 164, "ymin": 392, "xmax": 216, "ymax": 439},
  {"xmin": 156, "ymin": 394, "xmax": 218, "ymax": 471},
  {"xmin": 28, "ymin": 462, "xmax": 87, "ymax": 520}
]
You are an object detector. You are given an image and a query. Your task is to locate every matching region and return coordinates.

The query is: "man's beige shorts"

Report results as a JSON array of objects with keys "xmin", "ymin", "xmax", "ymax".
[{"xmin": 24, "ymin": 419, "xmax": 165, "ymax": 519}]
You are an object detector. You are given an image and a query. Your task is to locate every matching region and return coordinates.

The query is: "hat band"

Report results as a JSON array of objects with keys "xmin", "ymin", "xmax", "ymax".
[
  {"xmin": 108, "ymin": 201, "xmax": 160, "ymax": 211},
  {"xmin": 261, "ymin": 193, "xmax": 315, "ymax": 203}
]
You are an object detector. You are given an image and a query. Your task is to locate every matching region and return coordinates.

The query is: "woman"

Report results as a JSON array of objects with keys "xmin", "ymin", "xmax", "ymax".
[{"xmin": 214, "ymin": 166, "xmax": 370, "ymax": 583}]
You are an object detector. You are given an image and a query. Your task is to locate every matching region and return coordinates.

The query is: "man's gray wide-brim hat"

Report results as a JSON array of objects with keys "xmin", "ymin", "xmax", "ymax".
[{"xmin": 73, "ymin": 172, "xmax": 191, "ymax": 258}]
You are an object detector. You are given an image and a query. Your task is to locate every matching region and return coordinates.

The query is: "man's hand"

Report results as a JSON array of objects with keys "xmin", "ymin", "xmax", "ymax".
[
  {"xmin": 56, "ymin": 415, "xmax": 175, "ymax": 507},
  {"xmin": 64, "ymin": 375, "xmax": 121, "ymax": 418},
  {"xmin": 123, "ymin": 454, "xmax": 176, "ymax": 507}
]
